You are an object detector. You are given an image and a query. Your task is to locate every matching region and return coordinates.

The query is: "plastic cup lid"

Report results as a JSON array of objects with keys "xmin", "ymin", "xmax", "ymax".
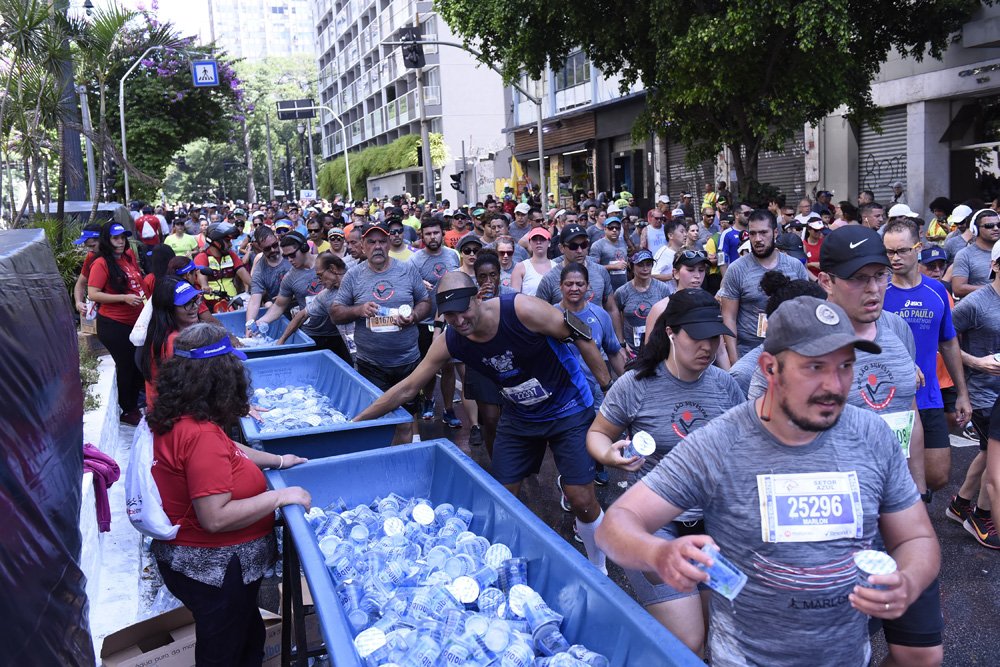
[
  {"xmin": 484, "ymin": 543, "xmax": 513, "ymax": 568},
  {"xmin": 412, "ymin": 503, "xmax": 435, "ymax": 525},
  {"xmin": 398, "ymin": 304, "xmax": 413, "ymax": 318},
  {"xmin": 631, "ymin": 431, "xmax": 656, "ymax": 456},
  {"xmin": 354, "ymin": 627, "xmax": 386, "ymax": 656},
  {"xmin": 465, "ymin": 614, "xmax": 491, "ymax": 636},
  {"xmin": 450, "ymin": 575, "xmax": 480, "ymax": 603},
  {"xmin": 383, "ymin": 517, "xmax": 404, "ymax": 536},
  {"xmin": 483, "ymin": 625, "xmax": 509, "ymax": 652},
  {"xmin": 854, "ymin": 550, "xmax": 897, "ymax": 575},
  {"xmin": 507, "ymin": 584, "xmax": 532, "ymax": 617}
]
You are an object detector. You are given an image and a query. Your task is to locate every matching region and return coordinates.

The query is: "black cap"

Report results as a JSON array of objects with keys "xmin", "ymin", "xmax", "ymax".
[
  {"xmin": 559, "ymin": 224, "xmax": 588, "ymax": 245},
  {"xmin": 662, "ymin": 289, "xmax": 734, "ymax": 340},
  {"xmin": 775, "ymin": 232, "xmax": 807, "ymax": 260},
  {"xmin": 436, "ymin": 286, "xmax": 479, "ymax": 314},
  {"xmin": 919, "ymin": 246, "xmax": 947, "ymax": 265},
  {"xmin": 819, "ymin": 226, "xmax": 890, "ymax": 278}
]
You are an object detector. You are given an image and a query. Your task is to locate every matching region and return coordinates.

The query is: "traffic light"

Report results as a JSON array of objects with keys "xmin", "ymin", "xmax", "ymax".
[
  {"xmin": 450, "ymin": 173, "xmax": 464, "ymax": 194},
  {"xmin": 416, "ymin": 145, "xmax": 423, "ymax": 167},
  {"xmin": 399, "ymin": 27, "xmax": 425, "ymax": 69}
]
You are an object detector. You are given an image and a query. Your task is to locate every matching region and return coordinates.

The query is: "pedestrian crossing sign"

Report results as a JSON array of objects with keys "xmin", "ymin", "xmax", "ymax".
[{"xmin": 191, "ymin": 60, "xmax": 219, "ymax": 87}]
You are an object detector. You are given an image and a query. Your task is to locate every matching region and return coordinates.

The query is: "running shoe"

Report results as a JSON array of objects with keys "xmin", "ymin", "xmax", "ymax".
[
  {"xmin": 573, "ymin": 522, "xmax": 584, "ymax": 544},
  {"xmin": 594, "ymin": 465, "xmax": 609, "ymax": 487},
  {"xmin": 964, "ymin": 512, "xmax": 1000, "ymax": 549},
  {"xmin": 556, "ymin": 475, "xmax": 572, "ymax": 512},
  {"xmin": 420, "ymin": 398, "xmax": 435, "ymax": 421},
  {"xmin": 945, "ymin": 495, "xmax": 972, "ymax": 524},
  {"xmin": 468, "ymin": 424, "xmax": 483, "ymax": 446},
  {"xmin": 441, "ymin": 409, "xmax": 462, "ymax": 429},
  {"xmin": 962, "ymin": 422, "xmax": 979, "ymax": 441}
]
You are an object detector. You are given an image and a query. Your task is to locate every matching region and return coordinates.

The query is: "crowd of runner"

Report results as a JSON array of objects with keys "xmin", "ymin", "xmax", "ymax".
[{"xmin": 73, "ymin": 184, "xmax": 1000, "ymax": 665}]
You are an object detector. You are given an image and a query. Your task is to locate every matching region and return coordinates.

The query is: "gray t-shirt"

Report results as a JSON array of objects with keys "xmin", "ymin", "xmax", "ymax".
[
  {"xmin": 952, "ymin": 243, "xmax": 994, "ymax": 287},
  {"xmin": 250, "ymin": 257, "xmax": 291, "ymax": 299},
  {"xmin": 642, "ymin": 400, "xmax": 918, "ymax": 667},
  {"xmin": 508, "ymin": 221, "xmax": 532, "ymax": 243},
  {"xmin": 718, "ymin": 252, "xmax": 809, "ymax": 355},
  {"xmin": 748, "ymin": 311, "xmax": 917, "ymax": 405},
  {"xmin": 409, "ymin": 247, "xmax": 460, "ymax": 321},
  {"xmin": 730, "ymin": 344, "xmax": 763, "ymax": 398},
  {"xmin": 614, "ymin": 281, "xmax": 672, "ymax": 351},
  {"xmin": 952, "ymin": 284, "xmax": 1000, "ymax": 409},
  {"xmin": 590, "ymin": 237, "xmax": 629, "ymax": 289},
  {"xmin": 534, "ymin": 257, "xmax": 615, "ymax": 308},
  {"xmin": 303, "ymin": 288, "xmax": 340, "ymax": 337},
  {"xmin": 278, "ymin": 264, "xmax": 323, "ymax": 311},
  {"xmin": 943, "ymin": 233, "xmax": 971, "ymax": 262},
  {"xmin": 334, "ymin": 259, "xmax": 429, "ymax": 366}
]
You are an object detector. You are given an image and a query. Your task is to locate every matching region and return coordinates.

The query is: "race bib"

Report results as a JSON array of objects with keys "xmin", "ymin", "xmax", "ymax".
[
  {"xmin": 880, "ymin": 410, "xmax": 915, "ymax": 459},
  {"xmin": 610, "ymin": 269, "xmax": 627, "ymax": 275},
  {"xmin": 632, "ymin": 325, "xmax": 646, "ymax": 348},
  {"xmin": 501, "ymin": 378, "xmax": 551, "ymax": 406},
  {"xmin": 756, "ymin": 312, "xmax": 768, "ymax": 338},
  {"xmin": 757, "ymin": 471, "xmax": 863, "ymax": 543},
  {"xmin": 367, "ymin": 307, "xmax": 400, "ymax": 333}
]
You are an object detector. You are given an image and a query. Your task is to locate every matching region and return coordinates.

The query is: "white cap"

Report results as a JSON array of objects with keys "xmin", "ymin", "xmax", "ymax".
[
  {"xmin": 607, "ymin": 203, "xmax": 622, "ymax": 214},
  {"xmin": 739, "ymin": 239, "xmax": 751, "ymax": 253},
  {"xmin": 887, "ymin": 204, "xmax": 917, "ymax": 219},
  {"xmin": 992, "ymin": 240, "xmax": 1000, "ymax": 264},
  {"xmin": 514, "ymin": 203, "xmax": 531, "ymax": 214},
  {"xmin": 807, "ymin": 219, "xmax": 825, "ymax": 230},
  {"xmin": 657, "ymin": 194, "xmax": 671, "ymax": 204},
  {"xmin": 671, "ymin": 208, "xmax": 685, "ymax": 218},
  {"xmin": 443, "ymin": 209, "xmax": 454, "ymax": 217},
  {"xmin": 555, "ymin": 208, "xmax": 567, "ymax": 218},
  {"xmin": 948, "ymin": 204, "xmax": 973, "ymax": 224}
]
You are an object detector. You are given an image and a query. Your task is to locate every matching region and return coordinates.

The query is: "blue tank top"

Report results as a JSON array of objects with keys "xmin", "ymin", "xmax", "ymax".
[{"xmin": 445, "ymin": 293, "xmax": 593, "ymax": 421}]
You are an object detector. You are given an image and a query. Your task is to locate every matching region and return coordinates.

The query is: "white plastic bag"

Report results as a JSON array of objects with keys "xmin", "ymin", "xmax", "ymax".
[
  {"xmin": 125, "ymin": 419, "xmax": 180, "ymax": 540},
  {"xmin": 129, "ymin": 298, "xmax": 153, "ymax": 346}
]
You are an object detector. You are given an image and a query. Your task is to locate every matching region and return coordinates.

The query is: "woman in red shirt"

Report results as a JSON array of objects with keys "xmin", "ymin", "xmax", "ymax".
[
  {"xmin": 139, "ymin": 278, "xmax": 202, "ymax": 411},
  {"xmin": 148, "ymin": 324, "xmax": 310, "ymax": 666},
  {"xmin": 87, "ymin": 222, "xmax": 146, "ymax": 425}
]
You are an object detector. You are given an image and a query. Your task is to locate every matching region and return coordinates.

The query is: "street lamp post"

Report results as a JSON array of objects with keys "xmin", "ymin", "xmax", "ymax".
[
  {"xmin": 290, "ymin": 104, "xmax": 352, "ymax": 203},
  {"xmin": 120, "ymin": 46, "xmax": 211, "ymax": 202},
  {"xmin": 380, "ymin": 38, "xmax": 547, "ymax": 213}
]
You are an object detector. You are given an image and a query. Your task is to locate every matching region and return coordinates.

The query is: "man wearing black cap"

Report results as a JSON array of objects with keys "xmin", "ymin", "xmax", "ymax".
[
  {"xmin": 534, "ymin": 223, "xmax": 622, "ymax": 340},
  {"xmin": 331, "ymin": 221, "xmax": 432, "ymax": 444},
  {"xmin": 816, "ymin": 225, "xmax": 943, "ymax": 666},
  {"xmin": 598, "ymin": 295, "xmax": 938, "ymax": 667},
  {"xmin": 355, "ymin": 271, "xmax": 614, "ymax": 573}
]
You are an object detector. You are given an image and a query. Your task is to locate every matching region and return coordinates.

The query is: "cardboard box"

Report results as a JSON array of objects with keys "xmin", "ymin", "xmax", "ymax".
[
  {"xmin": 101, "ymin": 606, "xmax": 281, "ymax": 667},
  {"xmin": 277, "ymin": 575, "xmax": 324, "ymax": 654}
]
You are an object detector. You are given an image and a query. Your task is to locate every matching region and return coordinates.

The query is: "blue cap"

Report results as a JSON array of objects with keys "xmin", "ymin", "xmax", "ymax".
[
  {"xmin": 919, "ymin": 246, "xmax": 947, "ymax": 265},
  {"xmin": 605, "ymin": 216, "xmax": 622, "ymax": 226},
  {"xmin": 174, "ymin": 260, "xmax": 198, "ymax": 276},
  {"xmin": 631, "ymin": 249, "xmax": 655, "ymax": 264},
  {"xmin": 72, "ymin": 230, "xmax": 101, "ymax": 245},
  {"xmin": 109, "ymin": 223, "xmax": 132, "ymax": 238},
  {"xmin": 173, "ymin": 336, "xmax": 247, "ymax": 361},
  {"xmin": 173, "ymin": 281, "xmax": 201, "ymax": 306}
]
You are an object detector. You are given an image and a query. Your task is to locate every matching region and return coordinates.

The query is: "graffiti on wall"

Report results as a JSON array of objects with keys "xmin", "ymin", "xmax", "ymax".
[{"xmin": 860, "ymin": 152, "xmax": 906, "ymax": 193}]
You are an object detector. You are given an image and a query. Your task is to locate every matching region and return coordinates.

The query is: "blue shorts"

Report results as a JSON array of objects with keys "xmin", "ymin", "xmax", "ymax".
[
  {"xmin": 623, "ymin": 523, "xmax": 700, "ymax": 606},
  {"xmin": 492, "ymin": 408, "xmax": 595, "ymax": 486},
  {"xmin": 872, "ymin": 577, "xmax": 943, "ymax": 647}
]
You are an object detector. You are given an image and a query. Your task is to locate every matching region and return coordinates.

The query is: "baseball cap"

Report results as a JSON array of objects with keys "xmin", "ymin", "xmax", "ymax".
[
  {"xmin": 919, "ymin": 247, "xmax": 947, "ymax": 265},
  {"xmin": 991, "ymin": 240, "xmax": 1000, "ymax": 279},
  {"xmin": 606, "ymin": 203, "xmax": 622, "ymax": 214},
  {"xmin": 671, "ymin": 208, "xmax": 685, "ymax": 218},
  {"xmin": 559, "ymin": 224, "xmax": 588, "ymax": 245},
  {"xmin": 233, "ymin": 208, "xmax": 247, "ymax": 217},
  {"xmin": 108, "ymin": 223, "xmax": 132, "ymax": 238},
  {"xmin": 174, "ymin": 260, "xmax": 199, "ymax": 276},
  {"xmin": 775, "ymin": 232, "xmax": 807, "ymax": 260},
  {"xmin": 807, "ymin": 218, "xmax": 825, "ymax": 230},
  {"xmin": 327, "ymin": 227, "xmax": 345, "ymax": 238},
  {"xmin": 514, "ymin": 203, "xmax": 531, "ymax": 214},
  {"xmin": 817, "ymin": 190, "xmax": 833, "ymax": 199},
  {"xmin": 887, "ymin": 204, "xmax": 918, "ymax": 219},
  {"xmin": 527, "ymin": 227, "xmax": 551, "ymax": 241},
  {"xmin": 819, "ymin": 226, "xmax": 890, "ymax": 278},
  {"xmin": 764, "ymin": 296, "xmax": 881, "ymax": 357},
  {"xmin": 681, "ymin": 192, "xmax": 692, "ymax": 198},
  {"xmin": 361, "ymin": 220, "xmax": 391, "ymax": 237},
  {"xmin": 673, "ymin": 249, "xmax": 710, "ymax": 268},
  {"xmin": 173, "ymin": 335, "xmax": 247, "ymax": 361},
  {"xmin": 604, "ymin": 216, "xmax": 622, "ymax": 227},
  {"xmin": 631, "ymin": 249, "xmax": 654, "ymax": 264},
  {"xmin": 173, "ymin": 280, "xmax": 201, "ymax": 306},
  {"xmin": 472, "ymin": 208, "xmax": 486, "ymax": 217},
  {"xmin": 72, "ymin": 229, "xmax": 101, "ymax": 245},
  {"xmin": 720, "ymin": 212, "xmax": 735, "ymax": 225},
  {"xmin": 662, "ymin": 288, "xmax": 734, "ymax": 340},
  {"xmin": 657, "ymin": 195, "xmax": 671, "ymax": 204},
  {"xmin": 436, "ymin": 285, "xmax": 479, "ymax": 314},
  {"xmin": 457, "ymin": 234, "xmax": 484, "ymax": 253},
  {"xmin": 274, "ymin": 220, "xmax": 292, "ymax": 231},
  {"xmin": 947, "ymin": 204, "xmax": 973, "ymax": 224}
]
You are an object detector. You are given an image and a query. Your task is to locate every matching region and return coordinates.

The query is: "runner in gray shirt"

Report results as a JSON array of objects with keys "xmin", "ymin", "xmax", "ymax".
[
  {"xmin": 952, "ymin": 208, "xmax": 1000, "ymax": 298},
  {"xmin": 613, "ymin": 250, "xmax": 671, "ymax": 356},
  {"xmin": 589, "ymin": 216, "xmax": 629, "ymax": 290},
  {"xmin": 244, "ymin": 227, "xmax": 291, "ymax": 327},
  {"xmin": 718, "ymin": 211, "xmax": 808, "ymax": 360},
  {"xmin": 597, "ymin": 297, "xmax": 937, "ymax": 667}
]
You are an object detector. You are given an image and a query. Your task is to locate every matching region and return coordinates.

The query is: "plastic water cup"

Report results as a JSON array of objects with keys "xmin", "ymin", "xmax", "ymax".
[
  {"xmin": 439, "ymin": 639, "xmax": 470, "ymax": 665},
  {"xmin": 455, "ymin": 507, "xmax": 474, "ymax": 528},
  {"xmin": 468, "ymin": 564, "xmax": 498, "ymax": 590},
  {"xmin": 497, "ymin": 557, "xmax": 528, "ymax": 594},
  {"xmin": 457, "ymin": 534, "xmax": 490, "ymax": 560},
  {"xmin": 434, "ymin": 503, "xmax": 456, "ymax": 521},
  {"xmin": 398, "ymin": 304, "xmax": 413, "ymax": 319},
  {"xmin": 501, "ymin": 641, "xmax": 536, "ymax": 667},
  {"xmin": 621, "ymin": 430, "xmax": 656, "ymax": 460},
  {"xmin": 406, "ymin": 636, "xmax": 442, "ymax": 666},
  {"xmin": 854, "ymin": 550, "xmax": 897, "ymax": 590},
  {"xmin": 354, "ymin": 627, "xmax": 388, "ymax": 666},
  {"xmin": 411, "ymin": 502, "xmax": 436, "ymax": 527},
  {"xmin": 477, "ymin": 587, "xmax": 505, "ymax": 618},
  {"xmin": 484, "ymin": 543, "xmax": 513, "ymax": 569},
  {"xmin": 532, "ymin": 622, "xmax": 571, "ymax": 657},
  {"xmin": 483, "ymin": 621, "xmax": 511, "ymax": 653},
  {"xmin": 506, "ymin": 584, "xmax": 533, "ymax": 618},
  {"xmin": 693, "ymin": 544, "xmax": 747, "ymax": 600},
  {"xmin": 568, "ymin": 644, "xmax": 611, "ymax": 667},
  {"xmin": 444, "ymin": 553, "xmax": 476, "ymax": 578},
  {"xmin": 522, "ymin": 589, "xmax": 563, "ymax": 632},
  {"xmin": 449, "ymin": 575, "xmax": 481, "ymax": 604}
]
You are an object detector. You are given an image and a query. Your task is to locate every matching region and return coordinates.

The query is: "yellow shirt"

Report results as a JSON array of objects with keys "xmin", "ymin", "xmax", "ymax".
[
  {"xmin": 312, "ymin": 240, "xmax": 331, "ymax": 254},
  {"xmin": 704, "ymin": 235, "xmax": 722, "ymax": 275}
]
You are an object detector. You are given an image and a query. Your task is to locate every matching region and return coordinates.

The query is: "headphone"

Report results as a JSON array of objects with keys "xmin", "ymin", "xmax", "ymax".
[
  {"xmin": 281, "ymin": 231, "xmax": 309, "ymax": 254},
  {"xmin": 969, "ymin": 208, "xmax": 997, "ymax": 237}
]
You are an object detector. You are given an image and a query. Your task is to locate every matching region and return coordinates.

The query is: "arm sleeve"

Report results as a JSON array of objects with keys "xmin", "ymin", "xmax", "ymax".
[
  {"xmin": 952, "ymin": 251, "xmax": 970, "ymax": 279},
  {"xmin": 88, "ymin": 258, "xmax": 109, "ymax": 291}
]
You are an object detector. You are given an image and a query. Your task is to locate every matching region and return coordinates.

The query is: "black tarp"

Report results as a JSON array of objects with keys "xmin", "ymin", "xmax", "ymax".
[{"xmin": 0, "ymin": 229, "xmax": 92, "ymax": 665}]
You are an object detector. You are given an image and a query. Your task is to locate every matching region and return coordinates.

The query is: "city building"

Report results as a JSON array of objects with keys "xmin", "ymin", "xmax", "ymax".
[
  {"xmin": 312, "ymin": 0, "xmax": 505, "ymax": 203},
  {"xmin": 207, "ymin": 0, "xmax": 317, "ymax": 61}
]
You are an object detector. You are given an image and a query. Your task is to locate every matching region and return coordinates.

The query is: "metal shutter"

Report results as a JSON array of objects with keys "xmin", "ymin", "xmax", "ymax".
[
  {"xmin": 666, "ymin": 138, "xmax": 715, "ymax": 199},
  {"xmin": 858, "ymin": 107, "xmax": 907, "ymax": 203},
  {"xmin": 757, "ymin": 129, "xmax": 806, "ymax": 202}
]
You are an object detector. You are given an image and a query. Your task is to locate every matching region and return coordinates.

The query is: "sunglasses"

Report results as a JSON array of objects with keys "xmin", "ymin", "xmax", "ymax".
[
  {"xmin": 565, "ymin": 240, "xmax": 590, "ymax": 251},
  {"xmin": 276, "ymin": 228, "xmax": 291, "ymax": 235},
  {"xmin": 261, "ymin": 242, "xmax": 279, "ymax": 252},
  {"xmin": 281, "ymin": 250, "xmax": 299, "ymax": 259},
  {"xmin": 388, "ymin": 228, "xmax": 404, "ymax": 235},
  {"xmin": 308, "ymin": 228, "xmax": 322, "ymax": 234},
  {"xmin": 181, "ymin": 296, "xmax": 203, "ymax": 311},
  {"xmin": 461, "ymin": 246, "xmax": 482, "ymax": 255},
  {"xmin": 497, "ymin": 250, "xmax": 514, "ymax": 256},
  {"xmin": 606, "ymin": 225, "xmax": 621, "ymax": 231},
  {"xmin": 980, "ymin": 223, "xmax": 999, "ymax": 230}
]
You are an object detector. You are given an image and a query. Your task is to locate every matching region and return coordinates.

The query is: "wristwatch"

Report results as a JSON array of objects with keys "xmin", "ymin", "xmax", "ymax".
[{"xmin": 920, "ymin": 489, "xmax": 933, "ymax": 504}]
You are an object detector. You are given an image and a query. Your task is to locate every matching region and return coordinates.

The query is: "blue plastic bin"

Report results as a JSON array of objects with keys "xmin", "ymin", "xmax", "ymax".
[
  {"xmin": 267, "ymin": 439, "xmax": 701, "ymax": 667},
  {"xmin": 213, "ymin": 308, "xmax": 315, "ymax": 357},
  {"xmin": 241, "ymin": 349, "xmax": 412, "ymax": 458}
]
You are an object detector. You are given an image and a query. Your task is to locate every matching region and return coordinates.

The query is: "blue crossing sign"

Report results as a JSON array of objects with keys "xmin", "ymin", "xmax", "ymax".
[{"xmin": 191, "ymin": 60, "xmax": 219, "ymax": 87}]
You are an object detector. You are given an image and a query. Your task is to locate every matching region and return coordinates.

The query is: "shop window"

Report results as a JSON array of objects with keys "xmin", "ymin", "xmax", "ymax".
[{"xmin": 555, "ymin": 52, "xmax": 590, "ymax": 92}]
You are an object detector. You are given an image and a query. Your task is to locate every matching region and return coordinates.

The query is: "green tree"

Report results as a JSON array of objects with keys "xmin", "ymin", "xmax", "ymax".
[
  {"xmin": 317, "ymin": 133, "xmax": 447, "ymax": 201},
  {"xmin": 437, "ymin": 0, "xmax": 989, "ymax": 198}
]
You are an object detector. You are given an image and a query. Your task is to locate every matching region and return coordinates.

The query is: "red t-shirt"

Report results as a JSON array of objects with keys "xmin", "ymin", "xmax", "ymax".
[
  {"xmin": 142, "ymin": 273, "xmax": 157, "ymax": 296},
  {"xmin": 136, "ymin": 214, "xmax": 162, "ymax": 246},
  {"xmin": 144, "ymin": 330, "xmax": 178, "ymax": 412},
  {"xmin": 88, "ymin": 253, "xmax": 146, "ymax": 325},
  {"xmin": 81, "ymin": 251, "xmax": 97, "ymax": 280},
  {"xmin": 803, "ymin": 237, "xmax": 823, "ymax": 277},
  {"xmin": 152, "ymin": 416, "xmax": 272, "ymax": 547}
]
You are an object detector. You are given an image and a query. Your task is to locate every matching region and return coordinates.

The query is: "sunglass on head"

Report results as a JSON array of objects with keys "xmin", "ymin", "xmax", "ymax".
[
  {"xmin": 679, "ymin": 250, "xmax": 708, "ymax": 260},
  {"xmin": 565, "ymin": 240, "xmax": 589, "ymax": 251},
  {"xmin": 461, "ymin": 246, "xmax": 482, "ymax": 255}
]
